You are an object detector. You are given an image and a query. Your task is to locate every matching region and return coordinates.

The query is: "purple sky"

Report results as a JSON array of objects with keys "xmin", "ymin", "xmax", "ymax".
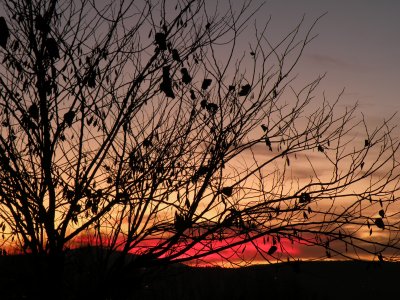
[
  {"xmin": 253, "ymin": 0, "xmax": 400, "ymax": 124},
  {"xmin": 2, "ymin": 0, "xmax": 397, "ymax": 123}
]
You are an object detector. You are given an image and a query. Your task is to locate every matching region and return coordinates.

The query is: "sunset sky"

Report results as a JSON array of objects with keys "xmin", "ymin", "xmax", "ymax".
[
  {"xmin": 0, "ymin": 0, "xmax": 399, "ymax": 266},
  {"xmin": 195, "ymin": 0, "xmax": 400, "ymax": 264},
  {"xmin": 259, "ymin": 0, "xmax": 400, "ymax": 125}
]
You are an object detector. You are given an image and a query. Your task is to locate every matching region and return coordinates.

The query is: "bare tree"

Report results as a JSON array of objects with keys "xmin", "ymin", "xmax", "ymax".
[{"xmin": 0, "ymin": 0, "xmax": 399, "ymax": 298}]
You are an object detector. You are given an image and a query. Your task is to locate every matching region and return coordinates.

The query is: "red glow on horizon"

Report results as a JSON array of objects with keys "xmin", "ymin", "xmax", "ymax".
[{"xmin": 70, "ymin": 234, "xmax": 301, "ymax": 266}]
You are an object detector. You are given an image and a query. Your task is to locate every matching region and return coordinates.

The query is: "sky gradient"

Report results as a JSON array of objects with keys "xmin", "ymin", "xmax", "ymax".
[
  {"xmin": 202, "ymin": 0, "xmax": 400, "ymax": 264},
  {"xmin": 257, "ymin": 0, "xmax": 400, "ymax": 125},
  {"xmin": 0, "ymin": 0, "xmax": 398, "ymax": 265}
]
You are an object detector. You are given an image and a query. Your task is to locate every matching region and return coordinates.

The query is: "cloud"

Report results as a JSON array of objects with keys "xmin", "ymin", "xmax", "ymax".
[
  {"xmin": 238, "ymin": 144, "xmax": 333, "ymax": 182},
  {"xmin": 305, "ymin": 53, "xmax": 369, "ymax": 73}
]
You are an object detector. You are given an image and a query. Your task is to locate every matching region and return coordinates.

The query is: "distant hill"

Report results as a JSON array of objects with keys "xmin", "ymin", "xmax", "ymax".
[
  {"xmin": 130, "ymin": 260, "xmax": 400, "ymax": 300},
  {"xmin": 0, "ymin": 247, "xmax": 187, "ymax": 300},
  {"xmin": 0, "ymin": 251, "xmax": 399, "ymax": 300}
]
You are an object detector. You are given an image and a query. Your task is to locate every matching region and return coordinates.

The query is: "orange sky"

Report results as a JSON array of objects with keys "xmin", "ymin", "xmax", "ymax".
[{"xmin": 1, "ymin": 0, "xmax": 399, "ymax": 265}]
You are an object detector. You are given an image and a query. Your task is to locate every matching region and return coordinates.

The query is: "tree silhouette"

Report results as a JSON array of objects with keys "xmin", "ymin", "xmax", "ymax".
[{"xmin": 0, "ymin": 0, "xmax": 399, "ymax": 298}]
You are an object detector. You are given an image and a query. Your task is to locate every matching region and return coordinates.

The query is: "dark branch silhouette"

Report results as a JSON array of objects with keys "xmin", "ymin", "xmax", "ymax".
[{"xmin": 0, "ymin": 0, "xmax": 399, "ymax": 299}]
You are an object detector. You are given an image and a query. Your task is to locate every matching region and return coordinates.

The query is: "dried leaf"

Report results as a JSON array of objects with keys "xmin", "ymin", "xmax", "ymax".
[
  {"xmin": 201, "ymin": 78, "xmax": 212, "ymax": 90},
  {"xmin": 374, "ymin": 218, "xmax": 385, "ymax": 230},
  {"xmin": 267, "ymin": 245, "xmax": 277, "ymax": 255},
  {"xmin": 45, "ymin": 38, "xmax": 60, "ymax": 59},
  {"xmin": 206, "ymin": 103, "xmax": 218, "ymax": 114},
  {"xmin": 238, "ymin": 84, "xmax": 251, "ymax": 96},
  {"xmin": 155, "ymin": 32, "xmax": 167, "ymax": 50},
  {"xmin": 221, "ymin": 186, "xmax": 233, "ymax": 197},
  {"xmin": 63, "ymin": 110, "xmax": 75, "ymax": 127},
  {"xmin": 181, "ymin": 68, "xmax": 192, "ymax": 84},
  {"xmin": 0, "ymin": 17, "xmax": 9, "ymax": 49},
  {"xmin": 174, "ymin": 212, "xmax": 186, "ymax": 232},
  {"xmin": 299, "ymin": 192, "xmax": 311, "ymax": 203},
  {"xmin": 172, "ymin": 49, "xmax": 181, "ymax": 62},
  {"xmin": 86, "ymin": 69, "xmax": 97, "ymax": 88},
  {"xmin": 265, "ymin": 137, "xmax": 272, "ymax": 151},
  {"xmin": 28, "ymin": 103, "xmax": 39, "ymax": 121},
  {"xmin": 35, "ymin": 14, "xmax": 50, "ymax": 33},
  {"xmin": 160, "ymin": 66, "xmax": 175, "ymax": 98},
  {"xmin": 200, "ymin": 99, "xmax": 208, "ymax": 109}
]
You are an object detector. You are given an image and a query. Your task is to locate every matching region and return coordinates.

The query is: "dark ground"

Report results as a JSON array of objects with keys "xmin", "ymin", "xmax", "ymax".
[
  {"xmin": 0, "ymin": 251, "xmax": 398, "ymax": 300},
  {"xmin": 132, "ymin": 261, "xmax": 399, "ymax": 300}
]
